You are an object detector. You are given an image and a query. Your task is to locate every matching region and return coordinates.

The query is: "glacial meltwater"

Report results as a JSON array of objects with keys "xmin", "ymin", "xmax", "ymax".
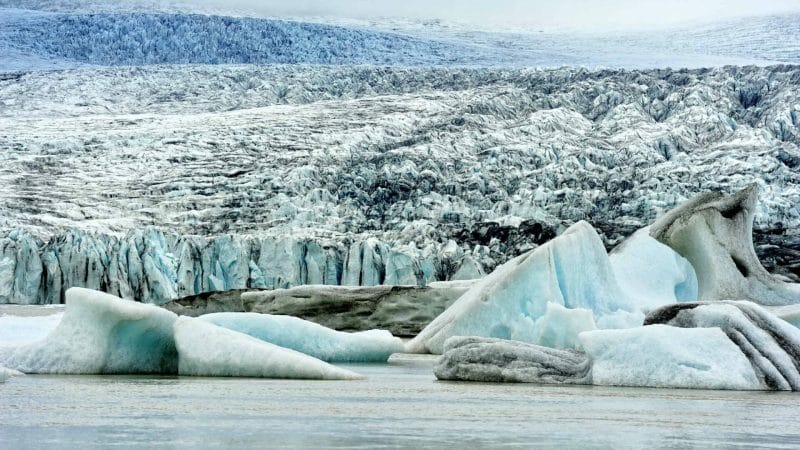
[{"xmin": 1, "ymin": 353, "xmax": 799, "ymax": 449}]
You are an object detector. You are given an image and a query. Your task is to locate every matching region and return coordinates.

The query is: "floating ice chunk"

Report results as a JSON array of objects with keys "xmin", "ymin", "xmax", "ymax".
[
  {"xmin": 609, "ymin": 227, "xmax": 698, "ymax": 309},
  {"xmin": 0, "ymin": 288, "xmax": 178, "ymax": 374},
  {"xmin": 174, "ymin": 317, "xmax": 363, "ymax": 380},
  {"xmin": 435, "ymin": 336, "xmax": 591, "ymax": 384},
  {"xmin": 580, "ymin": 325, "xmax": 762, "ymax": 390},
  {"xmin": 200, "ymin": 312, "xmax": 404, "ymax": 362},
  {"xmin": 650, "ymin": 184, "xmax": 800, "ymax": 306},
  {"xmin": 0, "ymin": 366, "xmax": 23, "ymax": 383},
  {"xmin": 435, "ymin": 327, "xmax": 763, "ymax": 390},
  {"xmin": 645, "ymin": 301, "xmax": 800, "ymax": 390},
  {"xmin": 407, "ymin": 221, "xmax": 631, "ymax": 354},
  {"xmin": 438, "ymin": 301, "xmax": 800, "ymax": 390}
]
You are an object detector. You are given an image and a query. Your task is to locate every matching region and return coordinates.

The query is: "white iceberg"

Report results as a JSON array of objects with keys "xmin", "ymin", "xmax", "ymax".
[
  {"xmin": 437, "ymin": 326, "xmax": 763, "ymax": 390},
  {"xmin": 437, "ymin": 301, "xmax": 799, "ymax": 390},
  {"xmin": 200, "ymin": 312, "xmax": 404, "ymax": 362},
  {"xmin": 0, "ymin": 366, "xmax": 22, "ymax": 383},
  {"xmin": 580, "ymin": 325, "xmax": 762, "ymax": 390},
  {"xmin": 0, "ymin": 288, "xmax": 178, "ymax": 374},
  {"xmin": 645, "ymin": 301, "xmax": 800, "ymax": 390},
  {"xmin": 174, "ymin": 317, "xmax": 363, "ymax": 380}
]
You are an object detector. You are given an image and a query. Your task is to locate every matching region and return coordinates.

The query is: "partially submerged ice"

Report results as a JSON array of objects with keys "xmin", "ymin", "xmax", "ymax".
[
  {"xmin": 174, "ymin": 317, "xmax": 363, "ymax": 379},
  {"xmin": 579, "ymin": 324, "xmax": 761, "ymax": 390},
  {"xmin": 437, "ymin": 301, "xmax": 800, "ymax": 391},
  {"xmin": 200, "ymin": 312, "xmax": 404, "ymax": 362},
  {"xmin": 0, "ymin": 366, "xmax": 22, "ymax": 383},
  {"xmin": 645, "ymin": 301, "xmax": 800, "ymax": 390},
  {"xmin": 650, "ymin": 184, "xmax": 800, "ymax": 306},
  {"xmin": 0, "ymin": 288, "xmax": 366, "ymax": 379},
  {"xmin": 407, "ymin": 221, "xmax": 696, "ymax": 354},
  {"xmin": 434, "ymin": 336, "xmax": 591, "ymax": 384},
  {"xmin": 0, "ymin": 287, "xmax": 179, "ymax": 374}
]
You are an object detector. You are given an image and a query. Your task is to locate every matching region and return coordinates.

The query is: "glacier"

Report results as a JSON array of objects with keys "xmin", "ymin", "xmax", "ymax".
[
  {"xmin": 0, "ymin": 10, "xmax": 497, "ymax": 70},
  {"xmin": 407, "ymin": 220, "xmax": 696, "ymax": 354},
  {"xmin": 1, "ymin": 64, "xmax": 798, "ymax": 305},
  {"xmin": 2, "ymin": 5, "xmax": 800, "ymax": 71},
  {"xmin": 199, "ymin": 312, "xmax": 404, "ymax": 362},
  {"xmin": 174, "ymin": 317, "xmax": 363, "ymax": 380}
]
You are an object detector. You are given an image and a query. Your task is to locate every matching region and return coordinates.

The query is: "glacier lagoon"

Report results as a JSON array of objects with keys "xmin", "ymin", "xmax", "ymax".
[{"xmin": 2, "ymin": 354, "xmax": 800, "ymax": 448}]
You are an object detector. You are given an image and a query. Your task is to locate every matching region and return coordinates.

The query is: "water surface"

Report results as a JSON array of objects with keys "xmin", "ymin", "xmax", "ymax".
[{"xmin": 1, "ymin": 354, "xmax": 798, "ymax": 448}]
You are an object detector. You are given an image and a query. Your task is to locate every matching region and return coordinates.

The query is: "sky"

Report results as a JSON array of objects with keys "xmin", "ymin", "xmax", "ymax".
[{"xmin": 190, "ymin": 0, "xmax": 800, "ymax": 31}]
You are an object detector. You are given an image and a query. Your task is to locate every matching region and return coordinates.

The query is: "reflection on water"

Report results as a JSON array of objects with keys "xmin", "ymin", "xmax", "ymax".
[{"xmin": 1, "ymin": 354, "xmax": 798, "ymax": 448}]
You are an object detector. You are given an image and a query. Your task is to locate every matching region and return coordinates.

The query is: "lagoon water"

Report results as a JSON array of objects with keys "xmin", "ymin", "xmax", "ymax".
[{"xmin": 1, "ymin": 353, "xmax": 799, "ymax": 449}]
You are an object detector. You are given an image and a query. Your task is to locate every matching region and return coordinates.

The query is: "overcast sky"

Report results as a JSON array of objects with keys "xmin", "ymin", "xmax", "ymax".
[{"xmin": 191, "ymin": 0, "xmax": 800, "ymax": 31}]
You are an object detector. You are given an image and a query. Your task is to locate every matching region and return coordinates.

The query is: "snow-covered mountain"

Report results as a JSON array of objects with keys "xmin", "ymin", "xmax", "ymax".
[{"xmin": 1, "ymin": 64, "xmax": 798, "ymax": 304}]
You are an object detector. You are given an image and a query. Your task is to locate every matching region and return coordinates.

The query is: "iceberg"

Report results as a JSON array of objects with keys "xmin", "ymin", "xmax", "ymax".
[
  {"xmin": 0, "ymin": 288, "xmax": 367, "ymax": 380},
  {"xmin": 174, "ymin": 317, "xmax": 364, "ymax": 380},
  {"xmin": 645, "ymin": 301, "xmax": 800, "ymax": 390},
  {"xmin": 434, "ymin": 336, "xmax": 591, "ymax": 384},
  {"xmin": 407, "ymin": 221, "xmax": 644, "ymax": 354},
  {"xmin": 0, "ymin": 288, "xmax": 178, "ymax": 374},
  {"xmin": 436, "ymin": 327, "xmax": 762, "ymax": 390},
  {"xmin": 437, "ymin": 301, "xmax": 799, "ymax": 390},
  {"xmin": 650, "ymin": 184, "xmax": 800, "ymax": 306},
  {"xmin": 200, "ymin": 312, "xmax": 404, "ymax": 362},
  {"xmin": 580, "ymin": 325, "xmax": 761, "ymax": 390},
  {"xmin": 0, "ymin": 366, "xmax": 22, "ymax": 383}
]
